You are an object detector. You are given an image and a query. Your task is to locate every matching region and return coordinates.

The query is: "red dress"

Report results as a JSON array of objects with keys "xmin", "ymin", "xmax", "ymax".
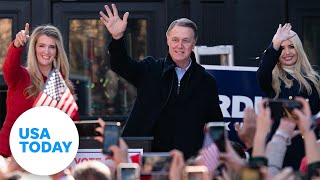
[{"xmin": 0, "ymin": 42, "xmax": 79, "ymax": 157}]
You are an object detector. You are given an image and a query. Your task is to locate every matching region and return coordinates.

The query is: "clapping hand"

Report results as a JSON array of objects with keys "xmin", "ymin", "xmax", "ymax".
[
  {"xmin": 14, "ymin": 23, "xmax": 29, "ymax": 48},
  {"xmin": 99, "ymin": 4, "xmax": 129, "ymax": 40}
]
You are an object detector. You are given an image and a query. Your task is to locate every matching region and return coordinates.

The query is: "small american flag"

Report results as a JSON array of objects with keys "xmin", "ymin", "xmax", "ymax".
[
  {"xmin": 33, "ymin": 68, "xmax": 78, "ymax": 119},
  {"xmin": 199, "ymin": 132, "xmax": 220, "ymax": 173}
]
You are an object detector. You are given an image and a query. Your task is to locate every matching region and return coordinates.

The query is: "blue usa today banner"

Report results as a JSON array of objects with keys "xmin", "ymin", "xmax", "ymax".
[{"xmin": 204, "ymin": 65, "xmax": 265, "ymax": 146}]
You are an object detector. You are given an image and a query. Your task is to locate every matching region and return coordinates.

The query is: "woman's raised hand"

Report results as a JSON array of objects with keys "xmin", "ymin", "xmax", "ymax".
[
  {"xmin": 272, "ymin": 23, "xmax": 296, "ymax": 50},
  {"xmin": 14, "ymin": 23, "xmax": 29, "ymax": 48}
]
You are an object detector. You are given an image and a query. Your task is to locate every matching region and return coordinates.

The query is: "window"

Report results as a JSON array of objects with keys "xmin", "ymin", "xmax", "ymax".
[
  {"xmin": 69, "ymin": 19, "xmax": 147, "ymax": 116},
  {"xmin": 303, "ymin": 17, "xmax": 320, "ymax": 66},
  {"xmin": 53, "ymin": 1, "xmax": 165, "ymax": 117},
  {"xmin": 0, "ymin": 18, "xmax": 12, "ymax": 71}
]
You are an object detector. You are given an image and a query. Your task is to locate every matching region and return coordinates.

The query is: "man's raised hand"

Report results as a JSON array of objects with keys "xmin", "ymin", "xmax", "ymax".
[{"xmin": 99, "ymin": 4, "xmax": 129, "ymax": 40}]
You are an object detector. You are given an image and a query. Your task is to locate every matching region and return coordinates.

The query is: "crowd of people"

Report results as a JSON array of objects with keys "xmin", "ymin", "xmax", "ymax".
[
  {"xmin": 0, "ymin": 97, "xmax": 320, "ymax": 179},
  {"xmin": 0, "ymin": 2, "xmax": 320, "ymax": 180}
]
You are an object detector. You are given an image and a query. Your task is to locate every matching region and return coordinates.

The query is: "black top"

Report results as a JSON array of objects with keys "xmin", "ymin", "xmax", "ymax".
[
  {"xmin": 257, "ymin": 43, "xmax": 320, "ymax": 115},
  {"xmin": 108, "ymin": 38, "xmax": 223, "ymax": 159},
  {"xmin": 257, "ymin": 43, "xmax": 320, "ymax": 170}
]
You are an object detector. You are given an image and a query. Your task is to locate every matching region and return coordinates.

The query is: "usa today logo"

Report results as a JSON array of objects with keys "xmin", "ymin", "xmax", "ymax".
[{"xmin": 10, "ymin": 106, "xmax": 79, "ymax": 175}]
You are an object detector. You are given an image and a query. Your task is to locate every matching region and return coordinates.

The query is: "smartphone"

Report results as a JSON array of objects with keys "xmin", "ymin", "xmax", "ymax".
[
  {"xmin": 140, "ymin": 152, "xmax": 172, "ymax": 175},
  {"xmin": 74, "ymin": 120, "xmax": 100, "ymax": 138},
  {"xmin": 183, "ymin": 166, "xmax": 209, "ymax": 180},
  {"xmin": 102, "ymin": 121, "xmax": 121, "ymax": 155},
  {"xmin": 117, "ymin": 163, "xmax": 140, "ymax": 180},
  {"xmin": 265, "ymin": 99, "xmax": 302, "ymax": 119},
  {"xmin": 241, "ymin": 167, "xmax": 262, "ymax": 180},
  {"xmin": 206, "ymin": 122, "xmax": 226, "ymax": 152}
]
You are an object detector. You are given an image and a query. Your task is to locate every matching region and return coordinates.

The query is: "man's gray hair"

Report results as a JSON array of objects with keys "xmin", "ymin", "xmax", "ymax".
[{"xmin": 166, "ymin": 18, "xmax": 198, "ymax": 41}]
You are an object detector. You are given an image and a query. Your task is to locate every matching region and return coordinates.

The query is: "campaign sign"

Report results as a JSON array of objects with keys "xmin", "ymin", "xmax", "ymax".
[
  {"xmin": 69, "ymin": 148, "xmax": 143, "ymax": 171},
  {"xmin": 203, "ymin": 65, "xmax": 265, "ymax": 145}
]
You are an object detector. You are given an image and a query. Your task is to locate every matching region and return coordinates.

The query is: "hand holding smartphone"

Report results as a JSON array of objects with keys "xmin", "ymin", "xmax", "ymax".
[
  {"xmin": 206, "ymin": 122, "xmax": 226, "ymax": 152},
  {"xmin": 265, "ymin": 99, "xmax": 302, "ymax": 119},
  {"xmin": 140, "ymin": 152, "xmax": 172, "ymax": 175},
  {"xmin": 74, "ymin": 120, "xmax": 101, "ymax": 138},
  {"xmin": 102, "ymin": 121, "xmax": 121, "ymax": 155}
]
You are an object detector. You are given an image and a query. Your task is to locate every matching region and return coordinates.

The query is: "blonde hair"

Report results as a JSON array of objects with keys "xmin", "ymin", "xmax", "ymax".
[
  {"xmin": 271, "ymin": 32, "xmax": 320, "ymax": 98},
  {"xmin": 24, "ymin": 25, "xmax": 74, "ymax": 98}
]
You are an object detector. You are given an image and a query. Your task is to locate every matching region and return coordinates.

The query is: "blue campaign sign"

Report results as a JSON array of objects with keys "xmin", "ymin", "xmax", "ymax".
[{"xmin": 204, "ymin": 65, "xmax": 265, "ymax": 145}]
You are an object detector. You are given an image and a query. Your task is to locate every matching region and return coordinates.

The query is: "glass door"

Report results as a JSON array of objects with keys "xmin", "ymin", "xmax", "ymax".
[
  {"xmin": 53, "ymin": 2, "xmax": 166, "ymax": 118},
  {"xmin": 0, "ymin": 18, "xmax": 12, "ymax": 71},
  {"xmin": 0, "ymin": 0, "xmax": 30, "ymax": 128}
]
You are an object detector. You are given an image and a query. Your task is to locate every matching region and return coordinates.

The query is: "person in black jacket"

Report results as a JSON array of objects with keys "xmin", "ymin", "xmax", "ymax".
[
  {"xmin": 257, "ymin": 23, "xmax": 320, "ymax": 170},
  {"xmin": 99, "ymin": 4, "xmax": 223, "ymax": 159}
]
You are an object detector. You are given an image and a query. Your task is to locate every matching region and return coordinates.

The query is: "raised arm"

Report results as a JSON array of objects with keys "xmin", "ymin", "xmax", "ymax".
[
  {"xmin": 256, "ymin": 23, "xmax": 296, "ymax": 95},
  {"xmin": 235, "ymin": 107, "xmax": 257, "ymax": 149},
  {"xmin": 293, "ymin": 97, "xmax": 320, "ymax": 164},
  {"xmin": 3, "ymin": 23, "xmax": 30, "ymax": 88},
  {"xmin": 252, "ymin": 98, "xmax": 272, "ymax": 157},
  {"xmin": 99, "ymin": 4, "xmax": 145, "ymax": 87},
  {"xmin": 99, "ymin": 4, "xmax": 129, "ymax": 40},
  {"xmin": 266, "ymin": 117, "xmax": 297, "ymax": 177}
]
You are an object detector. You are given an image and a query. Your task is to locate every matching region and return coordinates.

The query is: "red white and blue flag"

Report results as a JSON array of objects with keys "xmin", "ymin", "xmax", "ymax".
[
  {"xmin": 33, "ymin": 68, "xmax": 78, "ymax": 119},
  {"xmin": 199, "ymin": 132, "xmax": 220, "ymax": 173}
]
